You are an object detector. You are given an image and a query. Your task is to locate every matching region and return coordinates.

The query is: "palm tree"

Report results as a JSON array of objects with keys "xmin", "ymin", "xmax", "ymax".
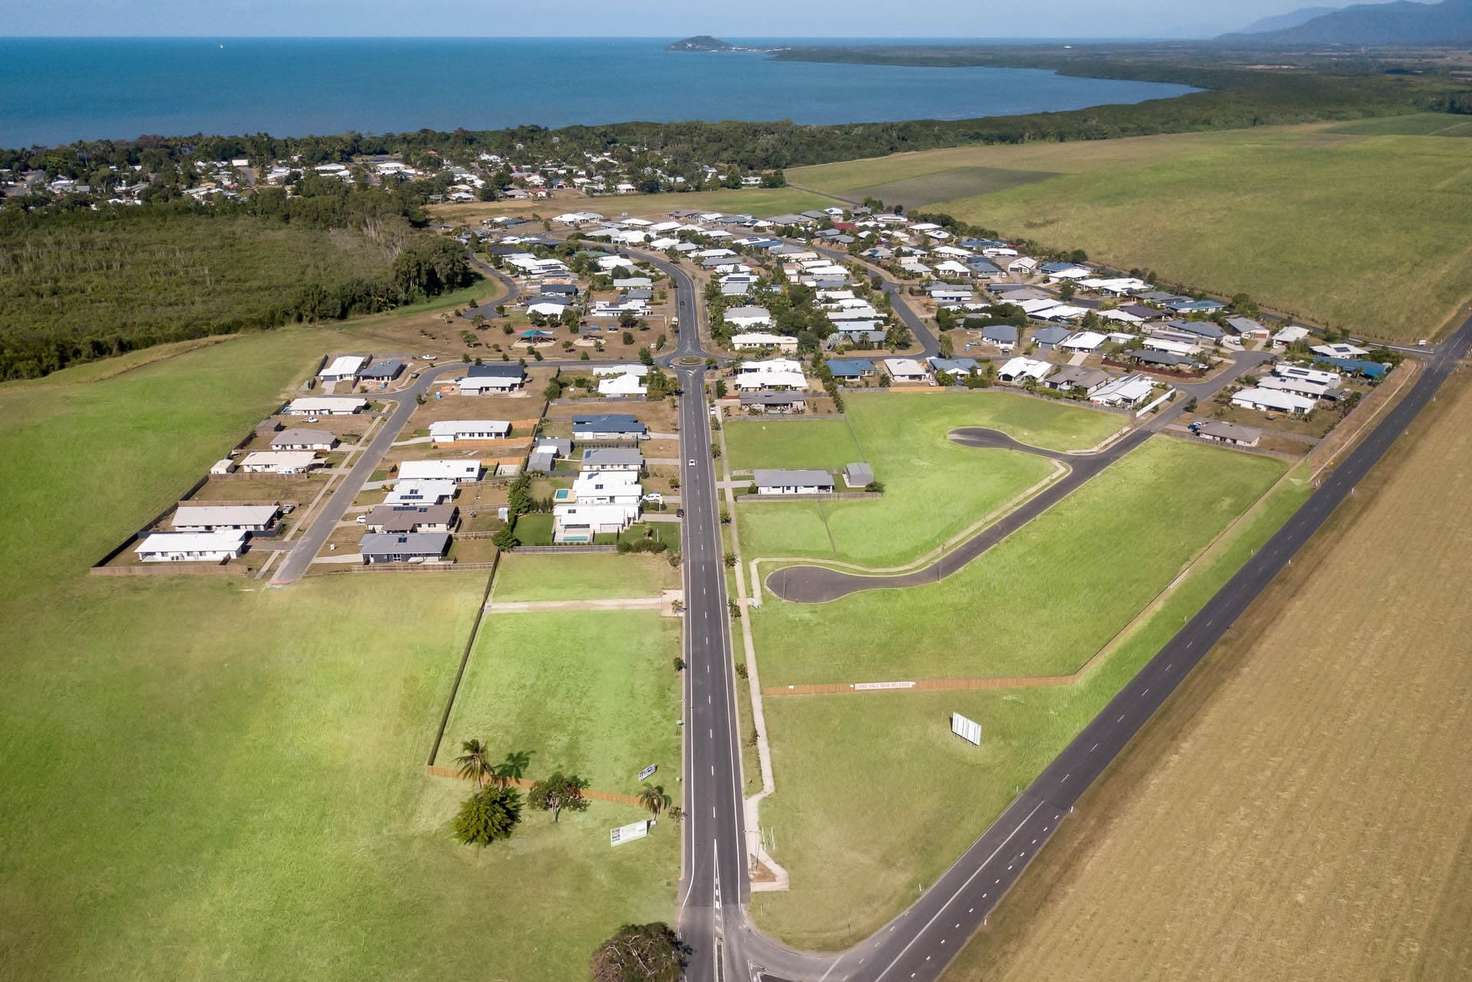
[
  {"xmin": 638, "ymin": 784, "xmax": 673, "ymax": 817},
  {"xmin": 454, "ymin": 739, "xmax": 495, "ymax": 789},
  {"xmin": 492, "ymin": 750, "xmax": 532, "ymax": 790}
]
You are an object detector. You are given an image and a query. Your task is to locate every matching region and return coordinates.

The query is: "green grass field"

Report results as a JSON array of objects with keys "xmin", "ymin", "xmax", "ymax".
[
  {"xmin": 750, "ymin": 472, "xmax": 1312, "ymax": 950},
  {"xmin": 789, "ymin": 119, "xmax": 1472, "ymax": 340},
  {"xmin": 492, "ymin": 552, "xmax": 680, "ymax": 602},
  {"xmin": 0, "ymin": 324, "xmax": 678, "ymax": 980},
  {"xmin": 752, "ymin": 437, "xmax": 1285, "ymax": 686},
  {"xmin": 440, "ymin": 610, "xmax": 682, "ymax": 791},
  {"xmin": 729, "ymin": 391, "xmax": 1123, "ymax": 569}
]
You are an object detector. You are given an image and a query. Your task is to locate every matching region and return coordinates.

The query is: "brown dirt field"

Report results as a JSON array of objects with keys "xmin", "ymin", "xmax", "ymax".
[
  {"xmin": 410, "ymin": 388, "xmax": 546, "ymax": 428},
  {"xmin": 191, "ymin": 473, "xmax": 329, "ymax": 503},
  {"xmin": 943, "ymin": 367, "xmax": 1472, "ymax": 982}
]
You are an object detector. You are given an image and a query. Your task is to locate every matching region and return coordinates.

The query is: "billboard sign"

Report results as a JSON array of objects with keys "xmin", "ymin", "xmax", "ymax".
[
  {"xmin": 637, "ymin": 763, "xmax": 658, "ymax": 783},
  {"xmin": 610, "ymin": 819, "xmax": 653, "ymax": 847},
  {"xmin": 951, "ymin": 712, "xmax": 983, "ymax": 746}
]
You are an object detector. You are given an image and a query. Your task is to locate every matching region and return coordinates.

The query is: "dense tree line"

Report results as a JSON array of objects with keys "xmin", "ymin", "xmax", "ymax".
[{"xmin": 0, "ymin": 185, "xmax": 471, "ymax": 379}]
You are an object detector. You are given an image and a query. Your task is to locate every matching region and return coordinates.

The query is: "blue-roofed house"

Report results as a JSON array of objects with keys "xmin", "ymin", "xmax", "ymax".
[
  {"xmin": 965, "ymin": 256, "xmax": 1003, "ymax": 278},
  {"xmin": 1314, "ymin": 356, "xmax": 1389, "ymax": 380},
  {"xmin": 825, "ymin": 358, "xmax": 876, "ymax": 381},
  {"xmin": 928, "ymin": 357, "xmax": 980, "ymax": 377},
  {"xmin": 573, "ymin": 414, "xmax": 649, "ymax": 441},
  {"xmin": 981, "ymin": 324, "xmax": 1020, "ymax": 352},
  {"xmin": 1030, "ymin": 325, "xmax": 1073, "ymax": 350}
]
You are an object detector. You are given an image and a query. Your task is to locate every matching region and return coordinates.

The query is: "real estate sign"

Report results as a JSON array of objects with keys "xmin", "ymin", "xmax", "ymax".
[
  {"xmin": 610, "ymin": 819, "xmax": 653, "ymax": 847},
  {"xmin": 637, "ymin": 763, "xmax": 658, "ymax": 783},
  {"xmin": 951, "ymin": 712, "xmax": 983, "ymax": 746}
]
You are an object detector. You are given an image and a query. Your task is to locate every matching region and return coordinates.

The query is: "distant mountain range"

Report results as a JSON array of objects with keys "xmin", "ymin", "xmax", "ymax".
[
  {"xmin": 1223, "ymin": 0, "xmax": 1472, "ymax": 44},
  {"xmin": 1237, "ymin": 5, "xmax": 1344, "ymax": 33}
]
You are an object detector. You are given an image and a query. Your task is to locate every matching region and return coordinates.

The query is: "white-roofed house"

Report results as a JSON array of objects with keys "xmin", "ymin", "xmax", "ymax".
[
  {"xmin": 883, "ymin": 358, "xmax": 931, "ymax": 384},
  {"xmin": 428, "ymin": 420, "xmax": 512, "ymax": 444},
  {"xmin": 285, "ymin": 397, "xmax": 367, "ymax": 416},
  {"xmin": 398, "ymin": 459, "xmax": 482, "ymax": 484},
  {"xmin": 171, "ymin": 504, "xmax": 281, "ymax": 532},
  {"xmin": 239, "ymin": 451, "xmax": 320, "ymax": 475},
  {"xmin": 135, "ymin": 530, "xmax": 248, "ymax": 563},
  {"xmin": 730, "ymin": 332, "xmax": 798, "ymax": 352},
  {"xmin": 598, "ymin": 372, "xmax": 648, "ymax": 398},
  {"xmin": 318, "ymin": 355, "xmax": 366, "ymax": 383},
  {"xmin": 724, "ymin": 306, "xmax": 773, "ymax": 330},
  {"xmin": 1232, "ymin": 386, "xmax": 1317, "ymax": 415},
  {"xmin": 997, "ymin": 357, "xmax": 1053, "ymax": 385}
]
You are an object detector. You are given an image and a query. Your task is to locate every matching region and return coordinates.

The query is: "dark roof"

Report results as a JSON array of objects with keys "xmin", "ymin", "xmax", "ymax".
[
  {"xmin": 825, "ymin": 358, "xmax": 874, "ymax": 376},
  {"xmin": 573, "ymin": 414, "xmax": 647, "ymax": 433},
  {"xmin": 359, "ymin": 359, "xmax": 404, "ymax": 379},
  {"xmin": 1030, "ymin": 326, "xmax": 1072, "ymax": 346},
  {"xmin": 358, "ymin": 532, "xmax": 450, "ymax": 557},
  {"xmin": 1165, "ymin": 319, "xmax": 1224, "ymax": 340},
  {"xmin": 466, "ymin": 363, "xmax": 526, "ymax": 379},
  {"xmin": 366, "ymin": 504, "xmax": 458, "ymax": 532},
  {"xmin": 1127, "ymin": 348, "xmax": 1193, "ymax": 366},
  {"xmin": 982, "ymin": 324, "xmax": 1019, "ymax": 344},
  {"xmin": 1119, "ymin": 304, "xmax": 1162, "ymax": 320}
]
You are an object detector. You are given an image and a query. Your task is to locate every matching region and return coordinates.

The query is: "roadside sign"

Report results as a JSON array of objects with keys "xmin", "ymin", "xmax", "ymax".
[
  {"xmin": 637, "ymin": 764, "xmax": 658, "ymax": 783},
  {"xmin": 610, "ymin": 819, "xmax": 653, "ymax": 847},
  {"xmin": 951, "ymin": 712, "xmax": 983, "ymax": 746}
]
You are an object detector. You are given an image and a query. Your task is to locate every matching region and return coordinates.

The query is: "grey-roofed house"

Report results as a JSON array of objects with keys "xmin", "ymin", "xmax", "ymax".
[
  {"xmin": 753, "ymin": 469, "xmax": 835, "ymax": 496},
  {"xmin": 823, "ymin": 329, "xmax": 887, "ymax": 351},
  {"xmin": 526, "ymin": 448, "xmax": 556, "ymax": 474},
  {"xmin": 1030, "ymin": 325, "xmax": 1073, "ymax": 349},
  {"xmin": 767, "ymin": 214, "xmax": 816, "ymax": 227},
  {"xmin": 980, "ymin": 324, "xmax": 1019, "ymax": 351},
  {"xmin": 1126, "ymin": 348, "xmax": 1195, "ymax": 369},
  {"xmin": 739, "ymin": 391, "xmax": 808, "ymax": 415},
  {"xmin": 1166, "ymin": 319, "xmax": 1225, "ymax": 342},
  {"xmin": 580, "ymin": 447, "xmax": 644, "ymax": 472},
  {"xmin": 359, "ymin": 359, "xmax": 405, "ymax": 382},
  {"xmin": 843, "ymin": 463, "xmax": 875, "ymax": 489},
  {"xmin": 1120, "ymin": 304, "xmax": 1164, "ymax": 321},
  {"xmin": 1045, "ymin": 366, "xmax": 1112, "ymax": 395},
  {"xmin": 271, "ymin": 427, "xmax": 338, "ymax": 451},
  {"xmin": 364, "ymin": 504, "xmax": 458, "ymax": 534},
  {"xmin": 1195, "ymin": 420, "xmax": 1262, "ymax": 447},
  {"xmin": 721, "ymin": 281, "xmax": 751, "ymax": 297},
  {"xmin": 928, "ymin": 357, "xmax": 980, "ymax": 377},
  {"xmin": 358, "ymin": 532, "xmax": 451, "ymax": 564},
  {"xmin": 573, "ymin": 414, "xmax": 648, "ymax": 442},
  {"xmin": 825, "ymin": 357, "xmax": 875, "ymax": 380},
  {"xmin": 1225, "ymin": 316, "xmax": 1268, "ymax": 337}
]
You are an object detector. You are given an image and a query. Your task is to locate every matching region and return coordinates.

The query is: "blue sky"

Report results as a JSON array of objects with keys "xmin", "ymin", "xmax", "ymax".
[{"xmin": 5, "ymin": 1, "xmax": 1332, "ymax": 40}]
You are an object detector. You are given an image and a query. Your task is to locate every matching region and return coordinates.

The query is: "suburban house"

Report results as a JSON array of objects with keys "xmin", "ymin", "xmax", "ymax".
[
  {"xmin": 825, "ymin": 358, "xmax": 875, "ymax": 382},
  {"xmin": 1125, "ymin": 348, "xmax": 1197, "ymax": 371},
  {"xmin": 598, "ymin": 372, "xmax": 648, "ymax": 398},
  {"xmin": 318, "ymin": 355, "xmax": 366, "ymax": 383},
  {"xmin": 363, "ymin": 504, "xmax": 459, "ymax": 534},
  {"xmin": 1045, "ymin": 366, "xmax": 1112, "ymax": 395},
  {"xmin": 429, "ymin": 420, "xmax": 512, "ymax": 444},
  {"xmin": 1060, "ymin": 331, "xmax": 1109, "ymax": 353},
  {"xmin": 883, "ymin": 358, "xmax": 931, "ymax": 384},
  {"xmin": 997, "ymin": 357, "xmax": 1053, "ymax": 385},
  {"xmin": 1312, "ymin": 342, "xmax": 1370, "ymax": 359},
  {"xmin": 980, "ymin": 324, "xmax": 1019, "ymax": 352},
  {"xmin": 458, "ymin": 364, "xmax": 527, "ymax": 394},
  {"xmin": 553, "ymin": 470, "xmax": 643, "ymax": 543},
  {"xmin": 358, "ymin": 359, "xmax": 405, "ymax": 385},
  {"xmin": 580, "ymin": 447, "xmax": 643, "ymax": 473},
  {"xmin": 591, "ymin": 364, "xmax": 649, "ymax": 378},
  {"xmin": 239, "ymin": 451, "xmax": 320, "ymax": 475},
  {"xmin": 134, "ymin": 530, "xmax": 248, "ymax": 563},
  {"xmin": 383, "ymin": 480, "xmax": 456, "ymax": 506},
  {"xmin": 398, "ymin": 460, "xmax": 481, "ymax": 484},
  {"xmin": 271, "ymin": 428, "xmax": 338, "ymax": 451},
  {"xmin": 284, "ymin": 397, "xmax": 367, "ymax": 416},
  {"xmin": 731, "ymin": 332, "xmax": 799, "ymax": 352},
  {"xmin": 740, "ymin": 391, "xmax": 808, "ymax": 415},
  {"xmin": 1232, "ymin": 386, "xmax": 1317, "ymax": 415},
  {"xmin": 171, "ymin": 504, "xmax": 281, "ymax": 533},
  {"xmin": 1194, "ymin": 420, "xmax": 1262, "ymax": 447},
  {"xmin": 736, "ymin": 359, "xmax": 807, "ymax": 391},
  {"xmin": 753, "ymin": 469, "xmax": 836, "ymax": 496},
  {"xmin": 358, "ymin": 532, "xmax": 451, "ymax": 565},
  {"xmin": 928, "ymin": 357, "xmax": 980, "ymax": 379},
  {"xmin": 725, "ymin": 306, "xmax": 774, "ymax": 329},
  {"xmin": 1273, "ymin": 325, "xmax": 1312, "ymax": 349},
  {"xmin": 1029, "ymin": 325, "xmax": 1073, "ymax": 350},
  {"xmin": 1089, "ymin": 374, "xmax": 1156, "ymax": 408},
  {"xmin": 573, "ymin": 414, "xmax": 649, "ymax": 442}
]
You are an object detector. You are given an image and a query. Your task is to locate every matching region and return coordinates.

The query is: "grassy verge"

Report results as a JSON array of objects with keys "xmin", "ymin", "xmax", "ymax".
[
  {"xmin": 753, "ymin": 438, "xmax": 1284, "ymax": 685},
  {"xmin": 732, "ymin": 392, "xmax": 1120, "ymax": 569},
  {"xmin": 492, "ymin": 553, "xmax": 680, "ymax": 602},
  {"xmin": 749, "ymin": 470, "xmax": 1311, "ymax": 950}
]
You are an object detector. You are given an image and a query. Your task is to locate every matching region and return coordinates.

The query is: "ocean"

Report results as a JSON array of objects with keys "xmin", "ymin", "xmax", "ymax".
[{"xmin": 0, "ymin": 37, "xmax": 1198, "ymax": 148}]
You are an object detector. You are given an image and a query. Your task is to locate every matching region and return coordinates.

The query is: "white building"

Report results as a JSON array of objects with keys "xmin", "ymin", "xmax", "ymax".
[
  {"xmin": 883, "ymin": 359, "xmax": 931, "ymax": 384},
  {"xmin": 736, "ymin": 359, "xmax": 807, "ymax": 391},
  {"xmin": 284, "ymin": 397, "xmax": 367, "ymax": 416},
  {"xmin": 730, "ymin": 332, "xmax": 798, "ymax": 352},
  {"xmin": 239, "ymin": 451, "xmax": 320, "ymax": 475},
  {"xmin": 429, "ymin": 420, "xmax": 512, "ymax": 444},
  {"xmin": 318, "ymin": 355, "xmax": 366, "ymax": 383},
  {"xmin": 384, "ymin": 480, "xmax": 457, "ymax": 506},
  {"xmin": 997, "ymin": 357, "xmax": 1054, "ymax": 385},
  {"xmin": 1231, "ymin": 386, "xmax": 1317, "ymax": 415},
  {"xmin": 1089, "ymin": 374, "xmax": 1155, "ymax": 408},
  {"xmin": 171, "ymin": 505, "xmax": 280, "ymax": 532},
  {"xmin": 725, "ymin": 306, "xmax": 774, "ymax": 329},
  {"xmin": 553, "ymin": 470, "xmax": 643, "ymax": 543},
  {"xmin": 134, "ymin": 530, "xmax": 247, "ymax": 563},
  {"xmin": 398, "ymin": 459, "xmax": 481, "ymax": 484},
  {"xmin": 598, "ymin": 372, "xmax": 648, "ymax": 397},
  {"xmin": 753, "ymin": 469, "xmax": 835, "ymax": 496}
]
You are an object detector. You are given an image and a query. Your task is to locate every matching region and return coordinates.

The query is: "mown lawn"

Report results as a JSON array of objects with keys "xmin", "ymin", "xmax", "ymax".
[
  {"xmin": 731, "ymin": 391, "xmax": 1122, "ymax": 569},
  {"xmin": 749, "ymin": 471, "xmax": 1311, "ymax": 951},
  {"xmin": 790, "ymin": 120, "xmax": 1472, "ymax": 340},
  {"xmin": 0, "ymin": 329, "xmax": 678, "ymax": 981},
  {"xmin": 492, "ymin": 552, "xmax": 680, "ymax": 602},
  {"xmin": 440, "ymin": 610, "xmax": 682, "ymax": 792},
  {"xmin": 752, "ymin": 437, "xmax": 1285, "ymax": 686}
]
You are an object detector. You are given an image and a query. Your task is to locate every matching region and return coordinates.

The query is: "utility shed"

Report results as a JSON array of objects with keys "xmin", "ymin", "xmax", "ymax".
[{"xmin": 843, "ymin": 463, "xmax": 875, "ymax": 488}]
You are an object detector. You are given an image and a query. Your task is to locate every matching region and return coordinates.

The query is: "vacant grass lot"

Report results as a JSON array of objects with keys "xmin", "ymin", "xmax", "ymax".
[
  {"xmin": 440, "ymin": 610, "xmax": 682, "ymax": 792},
  {"xmin": 491, "ymin": 552, "xmax": 680, "ymax": 602},
  {"xmin": 0, "ymin": 326, "xmax": 677, "ymax": 980},
  {"xmin": 943, "ymin": 378, "xmax": 1472, "ymax": 982},
  {"xmin": 750, "ymin": 472, "xmax": 1311, "ymax": 951},
  {"xmin": 753, "ymin": 437, "xmax": 1284, "ymax": 686},
  {"xmin": 789, "ymin": 119, "xmax": 1472, "ymax": 340},
  {"xmin": 731, "ymin": 391, "xmax": 1121, "ymax": 568}
]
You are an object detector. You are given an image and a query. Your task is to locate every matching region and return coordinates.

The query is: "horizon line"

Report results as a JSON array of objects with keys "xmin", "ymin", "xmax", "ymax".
[{"xmin": 0, "ymin": 33, "xmax": 1213, "ymax": 43}]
